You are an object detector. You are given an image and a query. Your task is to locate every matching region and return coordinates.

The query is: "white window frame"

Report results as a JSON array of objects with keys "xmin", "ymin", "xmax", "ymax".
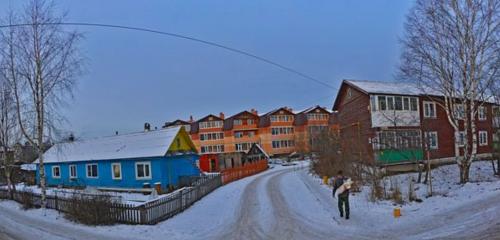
[
  {"xmin": 233, "ymin": 119, "xmax": 242, "ymax": 125},
  {"xmin": 456, "ymin": 131, "xmax": 466, "ymax": 147},
  {"xmin": 478, "ymin": 106, "xmax": 487, "ymax": 121},
  {"xmin": 454, "ymin": 104, "xmax": 465, "ymax": 120},
  {"xmin": 425, "ymin": 132, "xmax": 438, "ymax": 150},
  {"xmin": 111, "ymin": 163, "xmax": 122, "ymax": 180},
  {"xmin": 69, "ymin": 165, "xmax": 77, "ymax": 179},
  {"xmin": 423, "ymin": 101, "xmax": 437, "ymax": 118},
  {"xmin": 86, "ymin": 163, "xmax": 98, "ymax": 178},
  {"xmin": 52, "ymin": 166, "xmax": 61, "ymax": 179},
  {"xmin": 479, "ymin": 131, "xmax": 488, "ymax": 146},
  {"xmin": 135, "ymin": 161, "xmax": 152, "ymax": 180},
  {"xmin": 234, "ymin": 132, "xmax": 243, "ymax": 138}
]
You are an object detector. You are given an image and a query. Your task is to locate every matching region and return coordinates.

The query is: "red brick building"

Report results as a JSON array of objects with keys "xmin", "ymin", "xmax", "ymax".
[
  {"xmin": 332, "ymin": 79, "xmax": 498, "ymax": 165},
  {"xmin": 163, "ymin": 106, "xmax": 338, "ymax": 159}
]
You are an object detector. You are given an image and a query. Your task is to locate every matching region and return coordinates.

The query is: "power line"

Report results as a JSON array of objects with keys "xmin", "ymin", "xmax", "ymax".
[{"xmin": 0, "ymin": 22, "xmax": 337, "ymax": 90}]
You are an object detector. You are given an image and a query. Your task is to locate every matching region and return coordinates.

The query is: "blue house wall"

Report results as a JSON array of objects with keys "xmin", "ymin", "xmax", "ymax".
[{"xmin": 36, "ymin": 154, "xmax": 200, "ymax": 190}]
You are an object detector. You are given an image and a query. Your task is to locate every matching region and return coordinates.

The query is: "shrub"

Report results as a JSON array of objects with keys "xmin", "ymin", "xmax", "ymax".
[{"xmin": 65, "ymin": 193, "xmax": 121, "ymax": 225}]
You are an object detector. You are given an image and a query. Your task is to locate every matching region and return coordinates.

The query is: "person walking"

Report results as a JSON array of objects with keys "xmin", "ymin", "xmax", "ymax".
[{"xmin": 332, "ymin": 170, "xmax": 351, "ymax": 220}]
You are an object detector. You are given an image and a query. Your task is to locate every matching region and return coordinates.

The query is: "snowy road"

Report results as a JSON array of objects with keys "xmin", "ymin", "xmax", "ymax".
[{"xmin": 0, "ymin": 162, "xmax": 499, "ymax": 240}]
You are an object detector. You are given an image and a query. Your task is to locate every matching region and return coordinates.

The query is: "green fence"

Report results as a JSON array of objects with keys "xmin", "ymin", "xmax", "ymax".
[{"xmin": 376, "ymin": 149, "xmax": 423, "ymax": 165}]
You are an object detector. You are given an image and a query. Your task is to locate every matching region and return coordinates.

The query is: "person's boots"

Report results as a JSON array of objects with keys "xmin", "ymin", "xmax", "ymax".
[
  {"xmin": 340, "ymin": 212, "xmax": 343, "ymax": 218},
  {"xmin": 346, "ymin": 215, "xmax": 349, "ymax": 220}
]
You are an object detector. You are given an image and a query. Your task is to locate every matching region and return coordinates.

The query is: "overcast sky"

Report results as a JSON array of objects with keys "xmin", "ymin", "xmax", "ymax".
[{"xmin": 0, "ymin": 0, "xmax": 414, "ymax": 138}]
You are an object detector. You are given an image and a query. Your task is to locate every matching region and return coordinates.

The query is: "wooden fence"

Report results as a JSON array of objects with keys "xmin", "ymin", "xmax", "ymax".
[
  {"xmin": 221, "ymin": 159, "xmax": 268, "ymax": 184},
  {"xmin": 0, "ymin": 174, "xmax": 222, "ymax": 225}
]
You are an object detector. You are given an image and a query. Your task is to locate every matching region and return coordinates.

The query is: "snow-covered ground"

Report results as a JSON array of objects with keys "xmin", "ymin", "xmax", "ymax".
[{"xmin": 0, "ymin": 161, "xmax": 499, "ymax": 240}]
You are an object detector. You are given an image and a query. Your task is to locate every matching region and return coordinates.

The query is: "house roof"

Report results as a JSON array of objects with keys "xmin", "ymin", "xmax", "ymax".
[
  {"xmin": 249, "ymin": 143, "xmax": 270, "ymax": 159},
  {"xmin": 344, "ymin": 79, "xmax": 440, "ymax": 96},
  {"xmin": 35, "ymin": 126, "xmax": 184, "ymax": 164},
  {"xmin": 163, "ymin": 119, "xmax": 190, "ymax": 128},
  {"xmin": 333, "ymin": 79, "xmax": 442, "ymax": 110},
  {"xmin": 223, "ymin": 110, "xmax": 259, "ymax": 130}
]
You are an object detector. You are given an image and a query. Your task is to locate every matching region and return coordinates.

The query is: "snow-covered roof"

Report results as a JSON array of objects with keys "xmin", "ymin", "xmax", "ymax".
[
  {"xmin": 35, "ymin": 126, "xmax": 182, "ymax": 164},
  {"xmin": 253, "ymin": 144, "xmax": 270, "ymax": 159},
  {"xmin": 345, "ymin": 79, "xmax": 440, "ymax": 96},
  {"xmin": 21, "ymin": 163, "xmax": 37, "ymax": 171}
]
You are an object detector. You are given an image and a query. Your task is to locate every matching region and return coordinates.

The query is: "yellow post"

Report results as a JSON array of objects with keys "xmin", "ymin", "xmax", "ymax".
[
  {"xmin": 393, "ymin": 208, "xmax": 401, "ymax": 218},
  {"xmin": 323, "ymin": 176, "xmax": 329, "ymax": 185}
]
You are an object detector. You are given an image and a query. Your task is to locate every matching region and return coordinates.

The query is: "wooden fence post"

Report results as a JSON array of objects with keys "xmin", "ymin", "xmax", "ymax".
[{"xmin": 140, "ymin": 205, "xmax": 147, "ymax": 224}]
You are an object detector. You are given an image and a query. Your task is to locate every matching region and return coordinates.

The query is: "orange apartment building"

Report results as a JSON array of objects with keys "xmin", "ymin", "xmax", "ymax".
[{"xmin": 163, "ymin": 106, "xmax": 338, "ymax": 157}]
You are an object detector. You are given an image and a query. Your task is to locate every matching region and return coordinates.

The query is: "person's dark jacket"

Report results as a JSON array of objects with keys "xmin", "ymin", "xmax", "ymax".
[{"xmin": 332, "ymin": 177, "xmax": 349, "ymax": 198}]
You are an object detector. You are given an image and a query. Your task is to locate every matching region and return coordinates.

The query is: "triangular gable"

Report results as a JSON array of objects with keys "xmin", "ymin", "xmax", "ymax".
[
  {"xmin": 303, "ymin": 106, "xmax": 331, "ymax": 114},
  {"xmin": 268, "ymin": 107, "xmax": 294, "ymax": 116},
  {"xmin": 197, "ymin": 114, "xmax": 223, "ymax": 122},
  {"xmin": 247, "ymin": 143, "xmax": 270, "ymax": 159},
  {"xmin": 167, "ymin": 126, "xmax": 197, "ymax": 153}
]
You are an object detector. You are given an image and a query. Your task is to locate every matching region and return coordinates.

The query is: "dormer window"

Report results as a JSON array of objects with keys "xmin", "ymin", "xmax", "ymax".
[
  {"xmin": 234, "ymin": 119, "xmax": 242, "ymax": 125},
  {"xmin": 199, "ymin": 120, "xmax": 223, "ymax": 129}
]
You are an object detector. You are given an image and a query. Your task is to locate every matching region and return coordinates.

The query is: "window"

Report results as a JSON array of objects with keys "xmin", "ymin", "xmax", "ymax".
[
  {"xmin": 403, "ymin": 97, "xmax": 410, "ymax": 111},
  {"xmin": 478, "ymin": 106, "xmax": 487, "ymax": 120},
  {"xmin": 271, "ymin": 140, "xmax": 295, "ymax": 149},
  {"xmin": 425, "ymin": 132, "xmax": 438, "ymax": 150},
  {"xmin": 200, "ymin": 145, "xmax": 224, "ymax": 153},
  {"xmin": 248, "ymin": 131, "xmax": 255, "ymax": 137},
  {"xmin": 271, "ymin": 127, "xmax": 294, "ymax": 135},
  {"xmin": 247, "ymin": 119, "xmax": 255, "ymax": 125},
  {"xmin": 454, "ymin": 104, "xmax": 465, "ymax": 119},
  {"xmin": 395, "ymin": 97, "xmax": 403, "ymax": 110},
  {"xmin": 86, "ymin": 164, "xmax": 98, "ymax": 178},
  {"xmin": 423, "ymin": 101, "xmax": 437, "ymax": 118},
  {"xmin": 233, "ymin": 119, "xmax": 242, "ymax": 125},
  {"xmin": 234, "ymin": 132, "xmax": 243, "ymax": 138},
  {"xmin": 200, "ymin": 132, "xmax": 224, "ymax": 141},
  {"xmin": 52, "ymin": 166, "xmax": 61, "ymax": 178},
  {"xmin": 136, "ymin": 162, "xmax": 151, "ymax": 179},
  {"xmin": 69, "ymin": 165, "xmax": 77, "ymax": 179},
  {"xmin": 378, "ymin": 96, "xmax": 387, "ymax": 111},
  {"xmin": 387, "ymin": 96, "xmax": 394, "ymax": 110},
  {"xmin": 374, "ymin": 130, "xmax": 421, "ymax": 150},
  {"xmin": 347, "ymin": 88, "xmax": 353, "ymax": 98},
  {"xmin": 307, "ymin": 113, "xmax": 329, "ymax": 121},
  {"xmin": 456, "ymin": 131, "xmax": 465, "ymax": 147},
  {"xmin": 235, "ymin": 142, "xmax": 256, "ymax": 152},
  {"xmin": 370, "ymin": 95, "xmax": 377, "ymax": 111},
  {"xmin": 111, "ymin": 163, "xmax": 122, "ymax": 180},
  {"xmin": 199, "ymin": 121, "xmax": 223, "ymax": 129},
  {"xmin": 479, "ymin": 131, "xmax": 488, "ymax": 146},
  {"xmin": 410, "ymin": 98, "xmax": 418, "ymax": 111},
  {"xmin": 270, "ymin": 115, "xmax": 293, "ymax": 122}
]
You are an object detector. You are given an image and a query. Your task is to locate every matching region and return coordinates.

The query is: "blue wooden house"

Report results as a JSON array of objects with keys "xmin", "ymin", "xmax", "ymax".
[{"xmin": 34, "ymin": 126, "xmax": 200, "ymax": 191}]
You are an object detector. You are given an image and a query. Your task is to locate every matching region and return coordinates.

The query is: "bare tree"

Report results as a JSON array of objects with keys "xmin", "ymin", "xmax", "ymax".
[
  {"xmin": 400, "ymin": 0, "xmax": 499, "ymax": 183},
  {"xmin": 0, "ymin": 0, "xmax": 84, "ymax": 207},
  {"xmin": 0, "ymin": 78, "xmax": 19, "ymax": 199}
]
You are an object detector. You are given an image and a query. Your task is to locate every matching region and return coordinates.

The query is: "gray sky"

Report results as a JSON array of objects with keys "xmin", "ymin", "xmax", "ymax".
[{"xmin": 0, "ymin": 0, "xmax": 414, "ymax": 138}]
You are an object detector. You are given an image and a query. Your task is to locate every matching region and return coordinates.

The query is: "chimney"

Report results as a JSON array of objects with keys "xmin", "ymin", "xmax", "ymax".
[
  {"xmin": 189, "ymin": 115, "xmax": 194, "ymax": 123},
  {"xmin": 250, "ymin": 108, "xmax": 258, "ymax": 115},
  {"xmin": 219, "ymin": 112, "xmax": 225, "ymax": 119},
  {"xmin": 144, "ymin": 122, "xmax": 151, "ymax": 132}
]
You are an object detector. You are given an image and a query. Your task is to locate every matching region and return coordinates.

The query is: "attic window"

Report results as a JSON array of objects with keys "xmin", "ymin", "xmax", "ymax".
[{"xmin": 347, "ymin": 88, "xmax": 353, "ymax": 98}]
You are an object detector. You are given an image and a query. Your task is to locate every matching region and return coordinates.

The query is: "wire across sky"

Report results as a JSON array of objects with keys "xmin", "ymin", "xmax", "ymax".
[{"xmin": 0, "ymin": 22, "xmax": 338, "ymax": 90}]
